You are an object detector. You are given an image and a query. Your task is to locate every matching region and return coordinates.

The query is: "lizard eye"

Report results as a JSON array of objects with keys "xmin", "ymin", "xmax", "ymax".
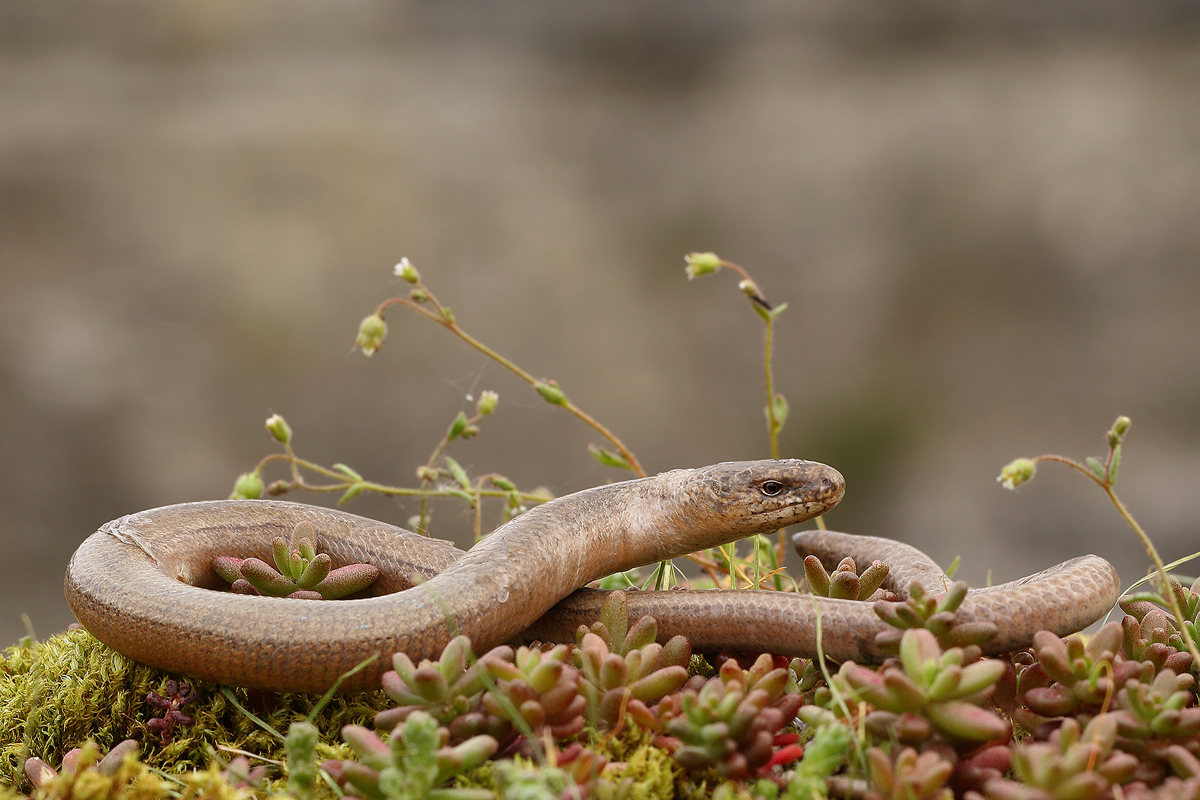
[{"xmin": 759, "ymin": 480, "xmax": 784, "ymax": 496}]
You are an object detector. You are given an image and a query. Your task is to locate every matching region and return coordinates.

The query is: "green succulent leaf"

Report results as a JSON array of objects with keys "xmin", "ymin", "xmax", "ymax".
[
  {"xmin": 443, "ymin": 456, "xmax": 472, "ymax": 492},
  {"xmin": 588, "ymin": 444, "xmax": 634, "ymax": 471},
  {"xmin": 447, "ymin": 412, "xmax": 470, "ymax": 441},
  {"xmin": 338, "ymin": 482, "xmax": 369, "ymax": 505},
  {"xmin": 333, "ymin": 462, "xmax": 364, "ymax": 481}
]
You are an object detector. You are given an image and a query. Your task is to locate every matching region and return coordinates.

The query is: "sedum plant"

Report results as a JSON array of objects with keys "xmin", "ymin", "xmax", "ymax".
[
  {"xmin": 802, "ymin": 554, "xmax": 891, "ymax": 601},
  {"xmin": 326, "ymin": 712, "xmax": 496, "ymax": 800},
  {"xmin": 834, "ymin": 628, "xmax": 1010, "ymax": 746},
  {"xmin": 873, "ymin": 581, "xmax": 1000, "ymax": 658},
  {"xmin": 974, "ymin": 716, "xmax": 1138, "ymax": 800},
  {"xmin": 212, "ymin": 520, "xmax": 380, "ymax": 600},
  {"xmin": 574, "ymin": 592, "xmax": 692, "ymax": 730},
  {"xmin": 653, "ymin": 653, "xmax": 804, "ymax": 781},
  {"xmin": 1121, "ymin": 574, "xmax": 1200, "ymax": 673},
  {"xmin": 375, "ymin": 636, "xmax": 584, "ymax": 751}
]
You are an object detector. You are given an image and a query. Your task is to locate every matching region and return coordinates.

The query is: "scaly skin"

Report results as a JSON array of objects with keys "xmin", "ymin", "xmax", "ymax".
[
  {"xmin": 65, "ymin": 460, "xmax": 842, "ymax": 693},
  {"xmin": 526, "ymin": 531, "xmax": 1120, "ymax": 663},
  {"xmin": 65, "ymin": 459, "xmax": 1121, "ymax": 694}
]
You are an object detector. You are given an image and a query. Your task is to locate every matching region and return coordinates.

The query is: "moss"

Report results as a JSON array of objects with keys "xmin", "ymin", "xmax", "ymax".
[
  {"xmin": 614, "ymin": 738, "xmax": 678, "ymax": 799},
  {"xmin": 0, "ymin": 631, "xmax": 385, "ymax": 791}
]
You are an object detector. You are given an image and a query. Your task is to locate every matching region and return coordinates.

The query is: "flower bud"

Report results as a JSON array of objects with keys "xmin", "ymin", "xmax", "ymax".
[
  {"xmin": 409, "ymin": 288, "xmax": 430, "ymax": 303},
  {"xmin": 416, "ymin": 465, "xmax": 439, "ymax": 482},
  {"xmin": 1108, "ymin": 415, "xmax": 1131, "ymax": 447},
  {"xmin": 265, "ymin": 413, "xmax": 291, "ymax": 444},
  {"xmin": 476, "ymin": 390, "xmax": 499, "ymax": 416},
  {"xmin": 230, "ymin": 472, "xmax": 264, "ymax": 500},
  {"xmin": 535, "ymin": 381, "xmax": 568, "ymax": 406},
  {"xmin": 355, "ymin": 314, "xmax": 387, "ymax": 357},
  {"xmin": 996, "ymin": 458, "xmax": 1036, "ymax": 490},
  {"xmin": 448, "ymin": 412, "xmax": 470, "ymax": 440},
  {"xmin": 392, "ymin": 257, "xmax": 420, "ymax": 284},
  {"xmin": 684, "ymin": 252, "xmax": 722, "ymax": 279}
]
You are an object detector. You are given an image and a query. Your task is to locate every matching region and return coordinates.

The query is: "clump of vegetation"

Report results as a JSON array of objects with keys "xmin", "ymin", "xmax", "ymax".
[
  {"xmin": 574, "ymin": 592, "xmax": 693, "ymax": 731},
  {"xmin": 213, "ymin": 520, "xmax": 380, "ymax": 600}
]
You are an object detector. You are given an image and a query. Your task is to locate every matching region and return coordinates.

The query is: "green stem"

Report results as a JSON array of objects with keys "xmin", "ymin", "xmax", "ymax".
[
  {"xmin": 378, "ymin": 294, "xmax": 645, "ymax": 478},
  {"xmin": 415, "ymin": 410, "xmax": 487, "ymax": 530},
  {"xmin": 1033, "ymin": 454, "xmax": 1200, "ymax": 668},
  {"xmin": 1101, "ymin": 484, "xmax": 1200, "ymax": 667},
  {"xmin": 763, "ymin": 313, "xmax": 779, "ymax": 461},
  {"xmin": 255, "ymin": 452, "xmax": 544, "ymax": 504}
]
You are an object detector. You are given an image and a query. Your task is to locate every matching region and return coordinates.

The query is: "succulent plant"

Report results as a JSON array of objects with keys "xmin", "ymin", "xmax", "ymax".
[
  {"xmin": 376, "ymin": 635, "xmax": 584, "ymax": 750},
  {"xmin": 1123, "ymin": 575, "xmax": 1200, "ymax": 634},
  {"xmin": 574, "ymin": 592, "xmax": 691, "ymax": 731},
  {"xmin": 491, "ymin": 758, "xmax": 577, "ymax": 800},
  {"xmin": 654, "ymin": 652, "xmax": 803, "ymax": 780},
  {"xmin": 375, "ymin": 635, "xmax": 487, "ymax": 736},
  {"xmin": 975, "ymin": 716, "xmax": 1139, "ymax": 800},
  {"xmin": 327, "ymin": 712, "xmax": 497, "ymax": 800},
  {"xmin": 873, "ymin": 581, "xmax": 1000, "ymax": 658},
  {"xmin": 858, "ymin": 747, "xmax": 955, "ymax": 800},
  {"xmin": 145, "ymin": 679, "xmax": 198, "ymax": 745},
  {"xmin": 477, "ymin": 644, "xmax": 587, "ymax": 745},
  {"xmin": 23, "ymin": 740, "xmax": 162, "ymax": 798},
  {"xmin": 213, "ymin": 520, "xmax": 380, "ymax": 599},
  {"xmin": 491, "ymin": 743, "xmax": 634, "ymax": 800},
  {"xmin": 553, "ymin": 742, "xmax": 613, "ymax": 791},
  {"xmin": 785, "ymin": 656, "xmax": 828, "ymax": 707},
  {"xmin": 803, "ymin": 554, "xmax": 891, "ymax": 601},
  {"xmin": 1016, "ymin": 623, "xmax": 1145, "ymax": 722},
  {"xmin": 769, "ymin": 720, "xmax": 852, "ymax": 800},
  {"xmin": 214, "ymin": 755, "xmax": 269, "ymax": 790},
  {"xmin": 1108, "ymin": 667, "xmax": 1200, "ymax": 783},
  {"xmin": 1122, "ymin": 609, "xmax": 1195, "ymax": 676},
  {"xmin": 1120, "ymin": 745, "xmax": 1200, "ymax": 800},
  {"xmin": 1121, "ymin": 577, "xmax": 1200, "ymax": 674},
  {"xmin": 834, "ymin": 628, "xmax": 1010, "ymax": 745}
]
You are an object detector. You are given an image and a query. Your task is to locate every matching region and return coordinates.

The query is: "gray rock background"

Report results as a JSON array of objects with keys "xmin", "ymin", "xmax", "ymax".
[{"xmin": 3, "ymin": 1, "xmax": 1199, "ymax": 646}]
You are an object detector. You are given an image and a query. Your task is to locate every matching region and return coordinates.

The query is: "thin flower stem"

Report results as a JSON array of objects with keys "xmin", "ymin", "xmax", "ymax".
[
  {"xmin": 1029, "ymin": 454, "xmax": 1099, "ymax": 481},
  {"xmin": 254, "ymin": 452, "xmax": 544, "ymax": 504},
  {"xmin": 1032, "ymin": 454, "xmax": 1200, "ymax": 668},
  {"xmin": 1101, "ymin": 483, "xmax": 1200, "ymax": 667},
  {"xmin": 377, "ymin": 295, "xmax": 645, "ymax": 478},
  {"xmin": 473, "ymin": 480, "xmax": 484, "ymax": 543},
  {"xmin": 416, "ymin": 410, "xmax": 487, "ymax": 530},
  {"xmin": 378, "ymin": 283, "xmax": 696, "ymax": 574},
  {"xmin": 763, "ymin": 312, "xmax": 779, "ymax": 461},
  {"xmin": 714, "ymin": 260, "xmax": 760, "ymax": 300},
  {"xmin": 719, "ymin": 259, "xmax": 829, "ymax": 550}
]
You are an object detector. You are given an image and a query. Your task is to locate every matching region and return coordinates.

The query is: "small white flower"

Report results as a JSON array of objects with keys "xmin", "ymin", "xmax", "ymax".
[
  {"xmin": 393, "ymin": 257, "xmax": 420, "ymax": 284},
  {"xmin": 996, "ymin": 458, "xmax": 1036, "ymax": 490}
]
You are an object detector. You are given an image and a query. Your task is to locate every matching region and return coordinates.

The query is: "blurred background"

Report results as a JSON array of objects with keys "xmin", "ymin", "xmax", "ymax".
[{"xmin": 3, "ymin": 1, "xmax": 1199, "ymax": 647}]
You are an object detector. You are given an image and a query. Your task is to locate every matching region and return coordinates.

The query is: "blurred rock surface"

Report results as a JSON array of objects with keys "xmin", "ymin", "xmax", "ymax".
[{"xmin": 3, "ymin": 1, "xmax": 1199, "ymax": 645}]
